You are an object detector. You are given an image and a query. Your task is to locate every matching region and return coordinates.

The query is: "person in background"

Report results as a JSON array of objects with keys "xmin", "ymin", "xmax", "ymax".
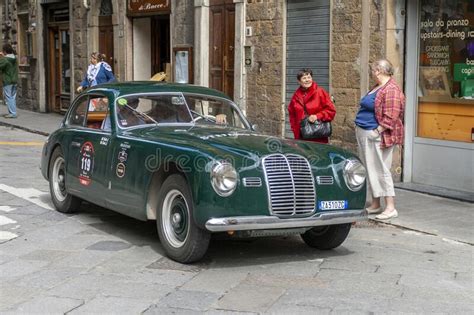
[
  {"xmin": 288, "ymin": 68, "xmax": 336, "ymax": 143},
  {"xmin": 77, "ymin": 52, "xmax": 115, "ymax": 94},
  {"xmin": 355, "ymin": 59, "xmax": 405, "ymax": 220},
  {"xmin": 0, "ymin": 43, "xmax": 18, "ymax": 118}
]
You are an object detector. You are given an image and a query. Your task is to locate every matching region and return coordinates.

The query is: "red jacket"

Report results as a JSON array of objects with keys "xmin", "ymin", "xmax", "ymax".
[
  {"xmin": 374, "ymin": 78, "xmax": 405, "ymax": 148},
  {"xmin": 288, "ymin": 82, "xmax": 336, "ymax": 143}
]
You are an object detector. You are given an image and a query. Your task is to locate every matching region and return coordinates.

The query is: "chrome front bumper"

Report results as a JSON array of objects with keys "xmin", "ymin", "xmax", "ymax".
[{"xmin": 205, "ymin": 209, "xmax": 368, "ymax": 232}]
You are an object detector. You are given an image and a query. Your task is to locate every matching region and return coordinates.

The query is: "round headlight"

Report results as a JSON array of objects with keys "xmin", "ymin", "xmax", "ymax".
[
  {"xmin": 343, "ymin": 159, "xmax": 366, "ymax": 191},
  {"xmin": 210, "ymin": 162, "xmax": 238, "ymax": 197}
]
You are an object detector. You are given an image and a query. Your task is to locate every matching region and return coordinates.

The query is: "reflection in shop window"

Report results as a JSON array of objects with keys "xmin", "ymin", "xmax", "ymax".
[{"xmin": 418, "ymin": 0, "xmax": 474, "ymax": 143}]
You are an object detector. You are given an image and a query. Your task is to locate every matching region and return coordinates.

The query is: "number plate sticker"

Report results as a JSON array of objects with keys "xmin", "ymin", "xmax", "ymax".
[{"xmin": 319, "ymin": 200, "xmax": 348, "ymax": 210}]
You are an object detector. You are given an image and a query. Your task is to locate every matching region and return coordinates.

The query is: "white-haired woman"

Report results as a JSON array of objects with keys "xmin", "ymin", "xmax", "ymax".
[{"xmin": 355, "ymin": 59, "xmax": 405, "ymax": 220}]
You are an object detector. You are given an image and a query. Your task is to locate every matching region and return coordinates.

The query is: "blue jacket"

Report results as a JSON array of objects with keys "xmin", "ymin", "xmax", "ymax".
[{"xmin": 80, "ymin": 62, "xmax": 116, "ymax": 88}]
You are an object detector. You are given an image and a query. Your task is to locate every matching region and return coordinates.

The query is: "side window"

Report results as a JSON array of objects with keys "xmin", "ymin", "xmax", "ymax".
[
  {"xmin": 86, "ymin": 95, "xmax": 110, "ymax": 130},
  {"xmin": 67, "ymin": 95, "xmax": 110, "ymax": 130},
  {"xmin": 67, "ymin": 96, "xmax": 88, "ymax": 126}
]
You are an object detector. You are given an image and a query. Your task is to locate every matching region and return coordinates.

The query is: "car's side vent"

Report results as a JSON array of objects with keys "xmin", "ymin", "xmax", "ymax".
[
  {"xmin": 316, "ymin": 176, "xmax": 334, "ymax": 185},
  {"xmin": 243, "ymin": 177, "xmax": 262, "ymax": 187}
]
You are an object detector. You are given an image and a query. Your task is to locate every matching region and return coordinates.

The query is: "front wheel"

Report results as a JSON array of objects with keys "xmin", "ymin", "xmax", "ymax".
[
  {"xmin": 156, "ymin": 174, "xmax": 210, "ymax": 263},
  {"xmin": 301, "ymin": 223, "xmax": 352, "ymax": 250},
  {"xmin": 48, "ymin": 147, "xmax": 81, "ymax": 213}
]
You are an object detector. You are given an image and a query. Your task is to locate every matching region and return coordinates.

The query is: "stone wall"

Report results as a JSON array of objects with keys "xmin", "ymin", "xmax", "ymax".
[
  {"xmin": 245, "ymin": 0, "xmax": 284, "ymax": 136},
  {"xmin": 1, "ymin": 0, "xmax": 40, "ymax": 111},
  {"xmin": 17, "ymin": 0, "xmax": 40, "ymax": 111},
  {"xmin": 72, "ymin": 1, "xmax": 89, "ymax": 91},
  {"xmin": 173, "ymin": 0, "xmax": 194, "ymax": 47},
  {"xmin": 330, "ymin": 0, "xmax": 363, "ymax": 152},
  {"xmin": 330, "ymin": 0, "xmax": 385, "ymax": 153}
]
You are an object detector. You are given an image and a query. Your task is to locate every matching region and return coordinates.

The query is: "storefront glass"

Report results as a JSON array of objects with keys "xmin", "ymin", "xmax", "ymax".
[{"xmin": 418, "ymin": 0, "xmax": 474, "ymax": 143}]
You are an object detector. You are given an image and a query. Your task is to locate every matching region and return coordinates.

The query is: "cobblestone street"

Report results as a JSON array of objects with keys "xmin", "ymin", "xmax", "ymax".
[{"xmin": 0, "ymin": 126, "xmax": 472, "ymax": 314}]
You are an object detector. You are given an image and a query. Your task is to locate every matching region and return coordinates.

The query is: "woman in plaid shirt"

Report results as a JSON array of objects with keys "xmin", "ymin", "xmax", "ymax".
[{"xmin": 355, "ymin": 59, "xmax": 405, "ymax": 220}]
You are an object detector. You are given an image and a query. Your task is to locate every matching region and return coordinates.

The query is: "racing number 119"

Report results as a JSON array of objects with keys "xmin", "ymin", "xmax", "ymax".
[{"xmin": 81, "ymin": 157, "xmax": 91, "ymax": 172}]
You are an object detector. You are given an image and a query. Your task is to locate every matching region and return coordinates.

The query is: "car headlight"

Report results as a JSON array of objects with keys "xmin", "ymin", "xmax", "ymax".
[
  {"xmin": 210, "ymin": 162, "xmax": 238, "ymax": 197},
  {"xmin": 343, "ymin": 158, "xmax": 366, "ymax": 191}
]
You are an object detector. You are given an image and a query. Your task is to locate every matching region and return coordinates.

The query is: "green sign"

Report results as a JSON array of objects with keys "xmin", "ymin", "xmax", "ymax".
[{"xmin": 453, "ymin": 63, "xmax": 474, "ymax": 81}]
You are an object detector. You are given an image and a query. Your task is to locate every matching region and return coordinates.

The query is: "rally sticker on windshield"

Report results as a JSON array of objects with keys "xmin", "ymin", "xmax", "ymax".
[{"xmin": 318, "ymin": 200, "xmax": 348, "ymax": 210}]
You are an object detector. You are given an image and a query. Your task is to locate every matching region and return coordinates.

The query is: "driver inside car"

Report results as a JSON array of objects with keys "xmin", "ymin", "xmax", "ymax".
[
  {"xmin": 188, "ymin": 99, "xmax": 228, "ymax": 125},
  {"xmin": 102, "ymin": 98, "xmax": 145, "ymax": 130}
]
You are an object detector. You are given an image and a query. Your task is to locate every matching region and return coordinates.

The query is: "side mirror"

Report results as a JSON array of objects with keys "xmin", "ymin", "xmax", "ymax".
[{"xmin": 251, "ymin": 124, "xmax": 259, "ymax": 131}]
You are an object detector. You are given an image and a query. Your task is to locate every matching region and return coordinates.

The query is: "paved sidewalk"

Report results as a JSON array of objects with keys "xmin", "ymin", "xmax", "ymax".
[
  {"xmin": 0, "ymin": 107, "xmax": 64, "ymax": 136},
  {"xmin": 1, "ymin": 106, "xmax": 473, "ymax": 245}
]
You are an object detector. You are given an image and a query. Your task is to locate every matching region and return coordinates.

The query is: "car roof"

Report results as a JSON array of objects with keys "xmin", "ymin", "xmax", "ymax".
[{"xmin": 89, "ymin": 81, "xmax": 232, "ymax": 100}]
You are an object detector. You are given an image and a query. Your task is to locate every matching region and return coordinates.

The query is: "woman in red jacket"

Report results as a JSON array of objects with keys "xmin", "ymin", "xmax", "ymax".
[{"xmin": 288, "ymin": 69, "xmax": 336, "ymax": 143}]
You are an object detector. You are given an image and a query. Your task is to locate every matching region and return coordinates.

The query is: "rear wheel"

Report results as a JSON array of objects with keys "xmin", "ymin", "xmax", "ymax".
[
  {"xmin": 301, "ymin": 223, "xmax": 352, "ymax": 250},
  {"xmin": 49, "ymin": 147, "xmax": 81, "ymax": 213},
  {"xmin": 156, "ymin": 174, "xmax": 210, "ymax": 263}
]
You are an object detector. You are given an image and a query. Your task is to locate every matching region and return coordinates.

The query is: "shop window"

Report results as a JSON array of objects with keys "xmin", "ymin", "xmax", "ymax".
[
  {"xmin": 17, "ymin": 13, "xmax": 29, "ymax": 65},
  {"xmin": 418, "ymin": 0, "xmax": 474, "ymax": 143}
]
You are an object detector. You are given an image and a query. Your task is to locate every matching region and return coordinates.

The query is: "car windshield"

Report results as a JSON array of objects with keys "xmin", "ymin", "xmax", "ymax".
[{"xmin": 115, "ymin": 93, "xmax": 250, "ymax": 129}]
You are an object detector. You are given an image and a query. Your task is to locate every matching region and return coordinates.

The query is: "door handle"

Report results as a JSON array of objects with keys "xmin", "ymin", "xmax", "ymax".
[{"xmin": 71, "ymin": 141, "xmax": 81, "ymax": 148}]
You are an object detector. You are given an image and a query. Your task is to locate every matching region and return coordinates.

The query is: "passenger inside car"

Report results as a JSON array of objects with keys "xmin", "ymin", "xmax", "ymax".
[{"xmin": 116, "ymin": 98, "xmax": 146, "ymax": 128}]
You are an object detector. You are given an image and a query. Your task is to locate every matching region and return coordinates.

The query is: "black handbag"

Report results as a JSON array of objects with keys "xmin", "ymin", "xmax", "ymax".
[{"xmin": 299, "ymin": 103, "xmax": 332, "ymax": 139}]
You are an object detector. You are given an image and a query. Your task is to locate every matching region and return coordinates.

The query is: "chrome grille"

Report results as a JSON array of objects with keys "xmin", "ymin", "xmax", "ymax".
[
  {"xmin": 262, "ymin": 154, "xmax": 316, "ymax": 217},
  {"xmin": 316, "ymin": 176, "xmax": 334, "ymax": 185},
  {"xmin": 243, "ymin": 177, "xmax": 262, "ymax": 187}
]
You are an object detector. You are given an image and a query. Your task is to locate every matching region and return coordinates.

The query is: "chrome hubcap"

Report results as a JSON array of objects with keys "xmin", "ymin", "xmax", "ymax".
[
  {"xmin": 52, "ymin": 157, "xmax": 67, "ymax": 202},
  {"xmin": 172, "ymin": 213, "xmax": 182, "ymax": 227},
  {"xmin": 162, "ymin": 189, "xmax": 189, "ymax": 248}
]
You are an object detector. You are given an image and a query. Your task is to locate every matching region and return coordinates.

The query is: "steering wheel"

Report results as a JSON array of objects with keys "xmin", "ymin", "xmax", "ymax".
[{"xmin": 193, "ymin": 114, "xmax": 216, "ymax": 123}]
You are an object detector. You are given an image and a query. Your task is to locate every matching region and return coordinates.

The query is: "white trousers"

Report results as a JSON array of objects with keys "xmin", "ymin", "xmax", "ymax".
[{"xmin": 355, "ymin": 126, "xmax": 395, "ymax": 198}]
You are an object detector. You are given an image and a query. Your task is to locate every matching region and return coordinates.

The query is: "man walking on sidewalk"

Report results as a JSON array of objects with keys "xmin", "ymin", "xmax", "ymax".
[{"xmin": 0, "ymin": 43, "xmax": 18, "ymax": 118}]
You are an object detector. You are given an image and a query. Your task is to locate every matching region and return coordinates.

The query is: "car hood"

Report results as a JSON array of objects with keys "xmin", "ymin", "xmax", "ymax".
[{"xmin": 122, "ymin": 125, "xmax": 353, "ymax": 166}]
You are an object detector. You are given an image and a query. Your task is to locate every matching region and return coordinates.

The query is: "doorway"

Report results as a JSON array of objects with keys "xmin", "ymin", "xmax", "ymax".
[
  {"xmin": 151, "ymin": 16, "xmax": 170, "ymax": 76},
  {"xmin": 132, "ymin": 16, "xmax": 170, "ymax": 80},
  {"xmin": 47, "ymin": 24, "xmax": 70, "ymax": 112},
  {"xmin": 209, "ymin": 0, "xmax": 235, "ymax": 98}
]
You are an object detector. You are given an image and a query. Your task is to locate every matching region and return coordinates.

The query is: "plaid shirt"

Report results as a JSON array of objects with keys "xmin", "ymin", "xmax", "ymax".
[{"xmin": 374, "ymin": 78, "xmax": 405, "ymax": 148}]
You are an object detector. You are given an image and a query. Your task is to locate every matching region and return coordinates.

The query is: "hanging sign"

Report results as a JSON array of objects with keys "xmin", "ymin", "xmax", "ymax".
[{"xmin": 127, "ymin": 0, "xmax": 170, "ymax": 16}]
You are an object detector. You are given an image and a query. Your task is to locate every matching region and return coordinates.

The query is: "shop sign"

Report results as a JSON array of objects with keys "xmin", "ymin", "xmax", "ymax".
[
  {"xmin": 127, "ymin": 0, "xmax": 170, "ymax": 15},
  {"xmin": 453, "ymin": 63, "xmax": 474, "ymax": 82}
]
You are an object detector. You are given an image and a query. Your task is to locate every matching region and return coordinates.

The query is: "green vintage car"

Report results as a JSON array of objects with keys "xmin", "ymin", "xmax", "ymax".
[{"xmin": 41, "ymin": 82, "xmax": 367, "ymax": 263}]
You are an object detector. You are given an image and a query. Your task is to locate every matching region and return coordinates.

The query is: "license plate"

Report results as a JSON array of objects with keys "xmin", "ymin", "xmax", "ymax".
[{"xmin": 319, "ymin": 200, "xmax": 348, "ymax": 210}]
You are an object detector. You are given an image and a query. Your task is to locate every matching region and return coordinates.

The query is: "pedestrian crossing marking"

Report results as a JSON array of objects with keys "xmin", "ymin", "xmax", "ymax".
[
  {"xmin": 0, "ymin": 206, "xmax": 16, "ymax": 212},
  {"xmin": 0, "ymin": 141, "xmax": 44, "ymax": 146},
  {"xmin": 0, "ymin": 184, "xmax": 53, "ymax": 210},
  {"xmin": 0, "ymin": 215, "xmax": 17, "ymax": 226},
  {"xmin": 0, "ymin": 231, "xmax": 18, "ymax": 241}
]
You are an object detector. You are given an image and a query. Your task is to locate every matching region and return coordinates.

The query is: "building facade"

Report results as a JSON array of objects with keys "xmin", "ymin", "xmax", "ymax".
[{"xmin": 1, "ymin": 0, "xmax": 472, "ymax": 194}]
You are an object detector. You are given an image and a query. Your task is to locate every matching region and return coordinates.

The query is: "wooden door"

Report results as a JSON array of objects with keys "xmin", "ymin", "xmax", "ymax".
[
  {"xmin": 99, "ymin": 16, "xmax": 114, "ymax": 70},
  {"xmin": 48, "ymin": 25, "xmax": 70, "ymax": 112},
  {"xmin": 209, "ymin": 0, "xmax": 235, "ymax": 99}
]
